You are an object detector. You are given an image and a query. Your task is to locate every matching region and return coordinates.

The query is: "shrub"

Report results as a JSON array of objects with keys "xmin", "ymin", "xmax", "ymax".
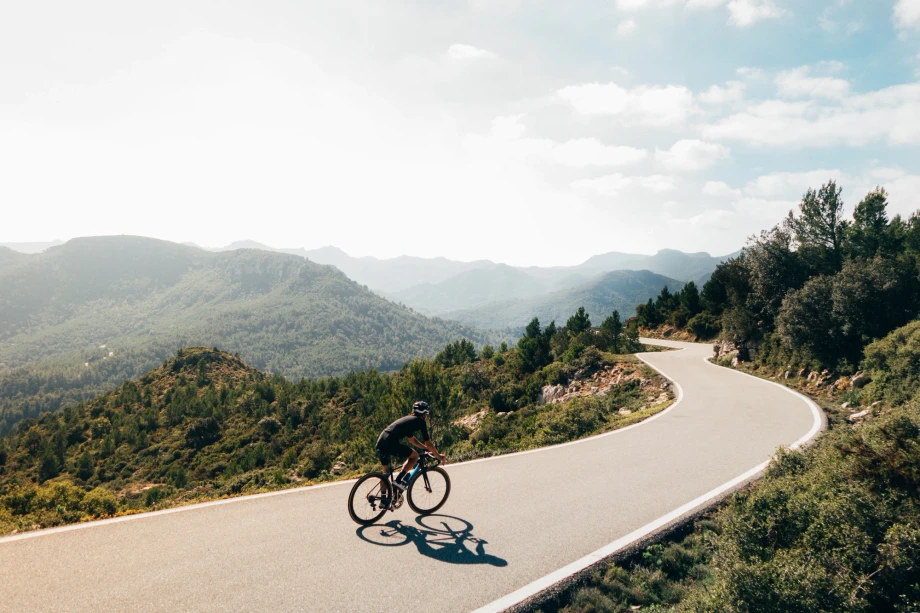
[
  {"xmin": 81, "ymin": 487, "xmax": 118, "ymax": 517},
  {"xmin": 688, "ymin": 312, "xmax": 721, "ymax": 339}
]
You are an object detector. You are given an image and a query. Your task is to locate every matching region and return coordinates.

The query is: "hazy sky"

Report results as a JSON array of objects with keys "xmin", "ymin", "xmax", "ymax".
[{"xmin": 2, "ymin": 1, "xmax": 919, "ymax": 266}]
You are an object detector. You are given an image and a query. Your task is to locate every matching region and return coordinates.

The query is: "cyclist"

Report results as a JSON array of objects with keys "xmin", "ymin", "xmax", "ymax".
[{"xmin": 376, "ymin": 401, "xmax": 447, "ymax": 494}]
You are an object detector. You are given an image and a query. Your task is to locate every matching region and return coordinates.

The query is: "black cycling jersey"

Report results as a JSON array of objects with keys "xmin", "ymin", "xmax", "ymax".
[{"xmin": 378, "ymin": 414, "xmax": 430, "ymax": 444}]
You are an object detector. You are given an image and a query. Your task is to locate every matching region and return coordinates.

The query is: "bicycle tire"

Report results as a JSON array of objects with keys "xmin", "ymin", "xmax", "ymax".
[
  {"xmin": 348, "ymin": 473, "xmax": 391, "ymax": 526},
  {"xmin": 407, "ymin": 466, "xmax": 451, "ymax": 515}
]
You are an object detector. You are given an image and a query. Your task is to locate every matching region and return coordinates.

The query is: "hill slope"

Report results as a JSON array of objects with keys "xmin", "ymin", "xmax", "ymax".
[
  {"xmin": 389, "ymin": 264, "xmax": 573, "ymax": 315},
  {"xmin": 443, "ymin": 270, "xmax": 684, "ymax": 330},
  {"xmin": 0, "ymin": 236, "xmax": 489, "ymax": 434}
]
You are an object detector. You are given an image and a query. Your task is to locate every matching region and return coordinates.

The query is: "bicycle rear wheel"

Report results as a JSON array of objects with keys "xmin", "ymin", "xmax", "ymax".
[
  {"xmin": 348, "ymin": 473, "xmax": 391, "ymax": 526},
  {"xmin": 407, "ymin": 466, "xmax": 450, "ymax": 515}
]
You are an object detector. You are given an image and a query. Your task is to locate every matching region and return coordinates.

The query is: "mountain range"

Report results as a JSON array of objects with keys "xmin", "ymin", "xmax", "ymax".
[
  {"xmin": 0, "ymin": 236, "xmax": 491, "ymax": 434},
  {"xmin": 194, "ymin": 240, "xmax": 738, "ymax": 320}
]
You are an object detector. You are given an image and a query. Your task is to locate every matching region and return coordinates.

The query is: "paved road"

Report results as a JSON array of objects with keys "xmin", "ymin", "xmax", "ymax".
[{"xmin": 0, "ymin": 340, "xmax": 821, "ymax": 612}]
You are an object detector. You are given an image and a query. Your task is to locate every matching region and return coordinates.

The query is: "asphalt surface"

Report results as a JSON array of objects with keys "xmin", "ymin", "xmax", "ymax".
[{"xmin": 0, "ymin": 340, "xmax": 820, "ymax": 612}]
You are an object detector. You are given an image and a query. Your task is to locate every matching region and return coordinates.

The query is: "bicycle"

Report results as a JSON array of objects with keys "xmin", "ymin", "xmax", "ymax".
[{"xmin": 347, "ymin": 451, "xmax": 451, "ymax": 526}]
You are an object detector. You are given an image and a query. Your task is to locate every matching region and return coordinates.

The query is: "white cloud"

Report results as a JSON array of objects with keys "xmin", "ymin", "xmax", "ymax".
[
  {"xmin": 446, "ymin": 43, "xmax": 497, "ymax": 60},
  {"xmin": 700, "ymin": 81, "xmax": 746, "ymax": 105},
  {"xmin": 656, "ymin": 139, "xmax": 730, "ymax": 172},
  {"xmin": 702, "ymin": 83, "xmax": 920, "ymax": 147},
  {"xmin": 732, "ymin": 197, "xmax": 797, "ymax": 222},
  {"xmin": 727, "ymin": 0, "xmax": 785, "ymax": 27},
  {"xmin": 557, "ymin": 82, "xmax": 695, "ymax": 126},
  {"xmin": 617, "ymin": 19, "xmax": 638, "ymax": 36},
  {"xmin": 665, "ymin": 208, "xmax": 736, "ymax": 229},
  {"xmin": 573, "ymin": 173, "xmax": 677, "ymax": 196},
  {"xmin": 615, "ymin": 0, "xmax": 729, "ymax": 10},
  {"xmin": 743, "ymin": 169, "xmax": 844, "ymax": 199},
  {"xmin": 489, "ymin": 114, "xmax": 527, "ymax": 140},
  {"xmin": 895, "ymin": 0, "xmax": 920, "ymax": 30},
  {"xmin": 466, "ymin": 116, "xmax": 647, "ymax": 168},
  {"xmin": 551, "ymin": 138, "xmax": 648, "ymax": 167},
  {"xmin": 703, "ymin": 180, "xmax": 742, "ymax": 197},
  {"xmin": 776, "ymin": 66, "xmax": 850, "ymax": 98},
  {"xmin": 736, "ymin": 66, "xmax": 766, "ymax": 80}
]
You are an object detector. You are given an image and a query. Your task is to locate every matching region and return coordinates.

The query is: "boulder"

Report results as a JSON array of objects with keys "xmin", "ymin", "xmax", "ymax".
[
  {"xmin": 539, "ymin": 384, "xmax": 565, "ymax": 405},
  {"xmin": 848, "ymin": 410, "xmax": 869, "ymax": 422},
  {"xmin": 850, "ymin": 372, "xmax": 869, "ymax": 389}
]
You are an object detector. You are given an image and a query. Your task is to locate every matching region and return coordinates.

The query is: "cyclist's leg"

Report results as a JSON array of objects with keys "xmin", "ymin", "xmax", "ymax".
[{"xmin": 395, "ymin": 444, "xmax": 418, "ymax": 483}]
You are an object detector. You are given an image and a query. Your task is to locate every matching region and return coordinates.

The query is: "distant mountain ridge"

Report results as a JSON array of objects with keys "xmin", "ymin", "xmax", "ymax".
[
  {"xmin": 441, "ymin": 269, "xmax": 686, "ymax": 331},
  {"xmin": 0, "ymin": 236, "xmax": 492, "ymax": 434}
]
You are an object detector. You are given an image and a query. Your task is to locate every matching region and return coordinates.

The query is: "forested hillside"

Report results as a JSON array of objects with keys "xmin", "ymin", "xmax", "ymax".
[
  {"xmin": 389, "ymin": 264, "xmax": 584, "ymax": 315},
  {"xmin": 0, "ymin": 236, "xmax": 491, "ymax": 435},
  {"xmin": 0, "ymin": 306, "xmax": 669, "ymax": 535},
  {"xmin": 638, "ymin": 182, "xmax": 920, "ymax": 372},
  {"xmin": 443, "ymin": 270, "xmax": 684, "ymax": 330},
  {"xmin": 554, "ymin": 182, "xmax": 920, "ymax": 613}
]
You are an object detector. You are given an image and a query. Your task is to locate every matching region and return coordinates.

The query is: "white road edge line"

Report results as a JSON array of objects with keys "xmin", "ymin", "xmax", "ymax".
[
  {"xmin": 470, "ymin": 347, "xmax": 824, "ymax": 613},
  {"xmin": 0, "ymin": 345, "xmax": 690, "ymax": 545}
]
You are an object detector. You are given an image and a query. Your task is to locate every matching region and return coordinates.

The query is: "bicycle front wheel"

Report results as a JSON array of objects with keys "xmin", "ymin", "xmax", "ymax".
[
  {"xmin": 348, "ymin": 473, "xmax": 391, "ymax": 526},
  {"xmin": 407, "ymin": 466, "xmax": 451, "ymax": 515}
]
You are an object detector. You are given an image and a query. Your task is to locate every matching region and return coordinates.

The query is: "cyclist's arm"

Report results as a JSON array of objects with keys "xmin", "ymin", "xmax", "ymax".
[{"xmin": 408, "ymin": 437, "xmax": 446, "ymax": 463}]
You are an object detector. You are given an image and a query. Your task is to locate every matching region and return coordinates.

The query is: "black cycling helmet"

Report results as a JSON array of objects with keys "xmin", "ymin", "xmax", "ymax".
[{"xmin": 412, "ymin": 401, "xmax": 430, "ymax": 416}]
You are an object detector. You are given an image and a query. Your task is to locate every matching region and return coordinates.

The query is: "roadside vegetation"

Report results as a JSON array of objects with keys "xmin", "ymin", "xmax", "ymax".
[
  {"xmin": 540, "ymin": 183, "xmax": 920, "ymax": 612},
  {"xmin": 0, "ymin": 307, "xmax": 674, "ymax": 536}
]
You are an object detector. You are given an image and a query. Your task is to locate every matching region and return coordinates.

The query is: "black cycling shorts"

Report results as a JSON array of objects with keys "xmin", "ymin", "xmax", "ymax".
[{"xmin": 375, "ymin": 436, "xmax": 413, "ymax": 465}]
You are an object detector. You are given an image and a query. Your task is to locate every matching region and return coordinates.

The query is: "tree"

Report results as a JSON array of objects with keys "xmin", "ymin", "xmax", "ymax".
[
  {"xmin": 566, "ymin": 307, "xmax": 592, "ymax": 336},
  {"xmin": 480, "ymin": 345, "xmax": 494, "ymax": 360},
  {"xmin": 655, "ymin": 286, "xmax": 678, "ymax": 314},
  {"xmin": 702, "ymin": 255, "xmax": 750, "ymax": 315},
  {"xmin": 776, "ymin": 276, "xmax": 838, "ymax": 364},
  {"xmin": 76, "ymin": 449, "xmax": 95, "ymax": 481},
  {"xmin": 790, "ymin": 180, "xmax": 849, "ymax": 272},
  {"xmin": 601, "ymin": 310, "xmax": 624, "ymax": 352},
  {"xmin": 635, "ymin": 298, "xmax": 660, "ymax": 327},
  {"xmin": 679, "ymin": 281, "xmax": 702, "ymax": 317},
  {"xmin": 518, "ymin": 318, "xmax": 552, "ymax": 373},
  {"xmin": 848, "ymin": 187, "xmax": 891, "ymax": 259},
  {"xmin": 744, "ymin": 224, "xmax": 807, "ymax": 326}
]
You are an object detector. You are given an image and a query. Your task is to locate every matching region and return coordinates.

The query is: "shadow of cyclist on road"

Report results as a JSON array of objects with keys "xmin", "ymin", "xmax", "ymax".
[{"xmin": 356, "ymin": 514, "xmax": 507, "ymax": 567}]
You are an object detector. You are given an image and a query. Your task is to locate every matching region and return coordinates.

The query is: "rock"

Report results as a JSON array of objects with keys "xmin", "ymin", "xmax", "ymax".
[
  {"xmin": 455, "ymin": 409, "xmax": 488, "ymax": 429},
  {"xmin": 848, "ymin": 410, "xmax": 869, "ymax": 422},
  {"xmin": 850, "ymin": 372, "xmax": 869, "ymax": 389},
  {"xmin": 590, "ymin": 386, "xmax": 598, "ymax": 393},
  {"xmin": 539, "ymin": 384, "xmax": 565, "ymax": 405},
  {"xmin": 870, "ymin": 401, "xmax": 882, "ymax": 408},
  {"xmin": 840, "ymin": 402, "xmax": 850, "ymax": 410},
  {"xmin": 833, "ymin": 377, "xmax": 848, "ymax": 390},
  {"xmin": 797, "ymin": 367, "xmax": 808, "ymax": 378},
  {"xmin": 618, "ymin": 408, "xmax": 632, "ymax": 416},
  {"xmin": 332, "ymin": 461, "xmax": 346, "ymax": 475},
  {"xmin": 784, "ymin": 370, "xmax": 792, "ymax": 379},
  {"xmin": 731, "ymin": 356, "xmax": 740, "ymax": 367}
]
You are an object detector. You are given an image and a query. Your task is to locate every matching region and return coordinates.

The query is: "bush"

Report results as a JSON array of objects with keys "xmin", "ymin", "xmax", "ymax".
[
  {"xmin": 688, "ymin": 312, "xmax": 721, "ymax": 339},
  {"xmin": 185, "ymin": 416, "xmax": 220, "ymax": 449},
  {"xmin": 862, "ymin": 319, "xmax": 920, "ymax": 405},
  {"xmin": 81, "ymin": 487, "xmax": 118, "ymax": 517}
]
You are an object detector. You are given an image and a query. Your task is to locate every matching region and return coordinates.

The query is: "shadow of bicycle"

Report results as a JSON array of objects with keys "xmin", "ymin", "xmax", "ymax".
[{"xmin": 356, "ymin": 514, "xmax": 508, "ymax": 567}]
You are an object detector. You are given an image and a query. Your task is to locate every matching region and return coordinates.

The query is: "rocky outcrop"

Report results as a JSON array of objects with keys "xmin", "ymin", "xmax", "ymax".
[
  {"xmin": 455, "ymin": 409, "xmax": 488, "ymax": 429},
  {"xmin": 538, "ymin": 385, "xmax": 565, "ymax": 405},
  {"xmin": 713, "ymin": 339, "xmax": 760, "ymax": 364}
]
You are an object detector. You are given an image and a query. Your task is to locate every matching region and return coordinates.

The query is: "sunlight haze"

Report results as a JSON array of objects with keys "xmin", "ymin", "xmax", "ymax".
[{"xmin": 2, "ymin": 0, "xmax": 919, "ymax": 265}]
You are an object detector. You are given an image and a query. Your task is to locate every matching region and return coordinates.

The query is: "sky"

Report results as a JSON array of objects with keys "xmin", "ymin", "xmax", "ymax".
[{"xmin": 2, "ymin": 0, "xmax": 919, "ymax": 266}]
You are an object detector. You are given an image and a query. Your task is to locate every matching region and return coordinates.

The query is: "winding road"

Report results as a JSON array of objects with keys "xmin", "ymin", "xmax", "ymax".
[{"xmin": 0, "ymin": 339, "xmax": 822, "ymax": 612}]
